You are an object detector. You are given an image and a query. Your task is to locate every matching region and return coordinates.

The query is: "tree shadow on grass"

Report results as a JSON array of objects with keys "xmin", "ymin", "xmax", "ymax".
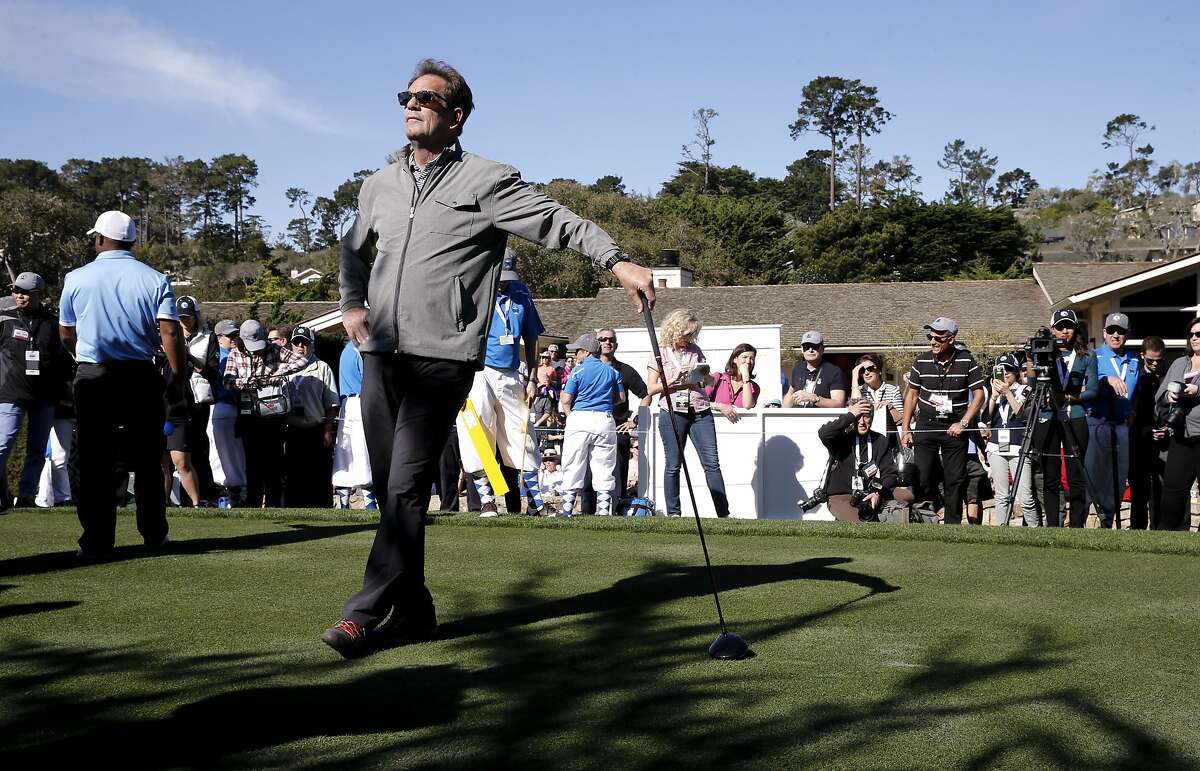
[
  {"xmin": 0, "ymin": 523, "xmax": 378, "ymax": 578},
  {"xmin": 0, "ymin": 557, "xmax": 1195, "ymax": 769},
  {"xmin": 437, "ymin": 556, "xmax": 898, "ymax": 642},
  {"xmin": 0, "ymin": 600, "xmax": 80, "ymax": 619}
]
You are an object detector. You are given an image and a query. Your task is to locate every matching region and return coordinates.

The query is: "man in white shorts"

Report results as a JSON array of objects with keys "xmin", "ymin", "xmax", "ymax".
[
  {"xmin": 558, "ymin": 332, "xmax": 625, "ymax": 517},
  {"xmin": 455, "ymin": 255, "xmax": 546, "ymax": 516}
]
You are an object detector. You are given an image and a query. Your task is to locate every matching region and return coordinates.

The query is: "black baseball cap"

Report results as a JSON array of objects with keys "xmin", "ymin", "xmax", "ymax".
[
  {"xmin": 1051, "ymin": 309, "xmax": 1078, "ymax": 328},
  {"xmin": 291, "ymin": 325, "xmax": 315, "ymax": 343},
  {"xmin": 177, "ymin": 296, "xmax": 200, "ymax": 317}
]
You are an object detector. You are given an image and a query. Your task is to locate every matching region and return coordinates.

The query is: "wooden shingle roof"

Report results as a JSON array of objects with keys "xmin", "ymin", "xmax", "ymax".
[{"xmin": 536, "ymin": 280, "xmax": 1051, "ymax": 348}]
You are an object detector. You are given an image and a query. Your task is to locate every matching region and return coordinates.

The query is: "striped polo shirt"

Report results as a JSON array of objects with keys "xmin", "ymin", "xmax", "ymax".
[{"xmin": 907, "ymin": 348, "xmax": 985, "ymax": 422}]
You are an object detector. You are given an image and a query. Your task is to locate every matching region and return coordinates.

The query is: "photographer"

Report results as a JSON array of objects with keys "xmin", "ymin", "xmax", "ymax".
[
  {"xmin": 850, "ymin": 353, "xmax": 903, "ymax": 448},
  {"xmin": 1154, "ymin": 318, "xmax": 1200, "ymax": 530},
  {"xmin": 900, "ymin": 317, "xmax": 986, "ymax": 525},
  {"xmin": 816, "ymin": 397, "xmax": 910, "ymax": 522},
  {"xmin": 979, "ymin": 353, "xmax": 1036, "ymax": 526},
  {"xmin": 1032, "ymin": 309, "xmax": 1098, "ymax": 528}
]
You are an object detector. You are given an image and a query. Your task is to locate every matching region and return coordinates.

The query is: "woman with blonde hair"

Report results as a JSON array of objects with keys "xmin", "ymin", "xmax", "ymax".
[{"xmin": 646, "ymin": 309, "xmax": 730, "ymax": 517}]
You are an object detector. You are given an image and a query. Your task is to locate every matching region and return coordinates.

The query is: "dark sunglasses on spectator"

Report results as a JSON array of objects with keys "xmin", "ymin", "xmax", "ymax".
[
  {"xmin": 1105, "ymin": 326, "xmax": 1127, "ymax": 335},
  {"xmin": 861, "ymin": 365, "xmax": 879, "ymax": 373},
  {"xmin": 1144, "ymin": 356, "xmax": 1162, "ymax": 364},
  {"xmin": 926, "ymin": 333, "xmax": 952, "ymax": 343},
  {"xmin": 597, "ymin": 336, "xmax": 616, "ymax": 343},
  {"xmin": 397, "ymin": 90, "xmax": 448, "ymax": 108},
  {"xmin": 801, "ymin": 343, "xmax": 821, "ymax": 351},
  {"xmin": 1191, "ymin": 331, "xmax": 1200, "ymax": 339}
]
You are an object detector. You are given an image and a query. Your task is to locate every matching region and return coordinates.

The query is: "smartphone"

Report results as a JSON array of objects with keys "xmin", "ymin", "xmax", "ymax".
[
  {"xmin": 992, "ymin": 365, "xmax": 1005, "ymax": 380},
  {"xmin": 684, "ymin": 364, "xmax": 711, "ymax": 386}
]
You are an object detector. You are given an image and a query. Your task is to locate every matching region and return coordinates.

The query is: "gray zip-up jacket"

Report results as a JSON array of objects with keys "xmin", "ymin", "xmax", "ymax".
[
  {"xmin": 1156, "ymin": 355, "xmax": 1200, "ymax": 438},
  {"xmin": 339, "ymin": 143, "xmax": 621, "ymax": 364}
]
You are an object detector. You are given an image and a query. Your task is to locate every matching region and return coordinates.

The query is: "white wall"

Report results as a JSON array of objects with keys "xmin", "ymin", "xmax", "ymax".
[{"xmin": 636, "ymin": 406, "xmax": 844, "ymax": 520}]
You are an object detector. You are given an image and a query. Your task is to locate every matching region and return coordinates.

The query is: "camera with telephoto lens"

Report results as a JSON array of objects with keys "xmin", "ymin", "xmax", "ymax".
[
  {"xmin": 850, "ymin": 478, "xmax": 886, "ymax": 510},
  {"xmin": 1023, "ymin": 326, "xmax": 1056, "ymax": 381},
  {"xmin": 798, "ymin": 488, "xmax": 829, "ymax": 513}
]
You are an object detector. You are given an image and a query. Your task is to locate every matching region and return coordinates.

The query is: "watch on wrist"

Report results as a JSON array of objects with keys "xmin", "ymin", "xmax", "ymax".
[{"xmin": 600, "ymin": 251, "xmax": 630, "ymax": 271}]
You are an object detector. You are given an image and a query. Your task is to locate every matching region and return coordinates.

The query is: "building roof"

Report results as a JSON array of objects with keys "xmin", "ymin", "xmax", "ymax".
[
  {"xmin": 537, "ymin": 280, "xmax": 1051, "ymax": 349},
  {"xmin": 1032, "ymin": 262, "xmax": 1158, "ymax": 305}
]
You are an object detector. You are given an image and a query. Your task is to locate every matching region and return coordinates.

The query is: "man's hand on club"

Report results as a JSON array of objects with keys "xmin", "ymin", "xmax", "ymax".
[{"xmin": 612, "ymin": 261, "xmax": 655, "ymax": 312}]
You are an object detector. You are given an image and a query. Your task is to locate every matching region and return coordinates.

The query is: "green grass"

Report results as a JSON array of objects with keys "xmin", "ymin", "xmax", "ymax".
[{"xmin": 2, "ymin": 509, "xmax": 1199, "ymax": 769}]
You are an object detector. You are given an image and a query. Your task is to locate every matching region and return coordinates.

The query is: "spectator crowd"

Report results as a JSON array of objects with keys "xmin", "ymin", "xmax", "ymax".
[{"xmin": 3, "ymin": 208, "xmax": 1194, "ymax": 537}]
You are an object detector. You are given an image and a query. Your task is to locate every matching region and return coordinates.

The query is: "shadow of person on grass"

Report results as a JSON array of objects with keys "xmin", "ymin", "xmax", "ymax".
[{"xmin": 0, "ymin": 523, "xmax": 378, "ymax": 578}]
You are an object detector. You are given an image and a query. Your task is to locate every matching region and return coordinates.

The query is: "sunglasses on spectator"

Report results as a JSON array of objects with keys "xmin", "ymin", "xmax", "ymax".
[
  {"xmin": 397, "ymin": 90, "xmax": 448, "ymax": 108},
  {"xmin": 1105, "ymin": 326, "xmax": 1127, "ymax": 335},
  {"xmin": 1143, "ymin": 356, "xmax": 1162, "ymax": 364},
  {"xmin": 926, "ymin": 333, "xmax": 952, "ymax": 343},
  {"xmin": 597, "ymin": 336, "xmax": 616, "ymax": 343},
  {"xmin": 801, "ymin": 343, "xmax": 822, "ymax": 351},
  {"xmin": 1190, "ymin": 331, "xmax": 1200, "ymax": 339},
  {"xmin": 861, "ymin": 365, "xmax": 879, "ymax": 373}
]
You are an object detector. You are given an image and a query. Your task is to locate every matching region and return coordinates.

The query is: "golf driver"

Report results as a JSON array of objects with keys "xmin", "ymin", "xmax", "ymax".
[{"xmin": 640, "ymin": 292, "xmax": 751, "ymax": 661}]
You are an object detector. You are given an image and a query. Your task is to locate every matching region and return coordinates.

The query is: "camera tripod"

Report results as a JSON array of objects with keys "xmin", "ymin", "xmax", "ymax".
[{"xmin": 1004, "ymin": 374, "xmax": 1102, "ymax": 526}]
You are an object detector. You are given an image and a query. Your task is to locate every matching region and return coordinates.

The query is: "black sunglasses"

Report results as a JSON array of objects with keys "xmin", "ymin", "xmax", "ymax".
[
  {"xmin": 926, "ymin": 333, "xmax": 952, "ymax": 343},
  {"xmin": 1105, "ymin": 326, "xmax": 1127, "ymax": 335},
  {"xmin": 801, "ymin": 343, "xmax": 822, "ymax": 351},
  {"xmin": 1190, "ymin": 331, "xmax": 1200, "ymax": 339},
  {"xmin": 397, "ymin": 90, "xmax": 448, "ymax": 108},
  {"xmin": 597, "ymin": 336, "xmax": 616, "ymax": 343}
]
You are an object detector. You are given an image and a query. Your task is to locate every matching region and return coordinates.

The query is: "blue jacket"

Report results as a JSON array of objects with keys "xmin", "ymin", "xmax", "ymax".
[{"xmin": 1089, "ymin": 344, "xmax": 1139, "ymax": 422}]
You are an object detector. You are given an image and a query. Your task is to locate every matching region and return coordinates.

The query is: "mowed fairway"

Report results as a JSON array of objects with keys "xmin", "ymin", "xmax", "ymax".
[{"xmin": 1, "ymin": 509, "xmax": 1199, "ymax": 770}]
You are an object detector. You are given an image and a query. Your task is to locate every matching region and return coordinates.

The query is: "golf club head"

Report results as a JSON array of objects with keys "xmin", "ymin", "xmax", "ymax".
[{"xmin": 708, "ymin": 631, "xmax": 752, "ymax": 660}]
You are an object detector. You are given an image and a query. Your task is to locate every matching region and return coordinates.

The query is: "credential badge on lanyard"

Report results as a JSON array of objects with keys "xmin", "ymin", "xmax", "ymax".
[{"xmin": 495, "ymin": 297, "xmax": 515, "ymax": 346}]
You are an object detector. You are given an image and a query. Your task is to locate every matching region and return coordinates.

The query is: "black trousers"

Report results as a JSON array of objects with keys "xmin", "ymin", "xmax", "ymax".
[
  {"xmin": 342, "ymin": 354, "xmax": 474, "ymax": 628},
  {"xmin": 284, "ymin": 423, "xmax": 333, "ymax": 508},
  {"xmin": 1159, "ymin": 436, "xmax": 1200, "ymax": 531},
  {"xmin": 1128, "ymin": 436, "xmax": 1165, "ymax": 530},
  {"xmin": 74, "ymin": 362, "xmax": 167, "ymax": 553},
  {"xmin": 913, "ymin": 419, "xmax": 968, "ymax": 524},
  {"xmin": 1033, "ymin": 416, "xmax": 1090, "ymax": 528},
  {"xmin": 187, "ymin": 403, "xmax": 214, "ymax": 501},
  {"xmin": 436, "ymin": 432, "xmax": 462, "ymax": 511},
  {"xmin": 240, "ymin": 414, "xmax": 286, "ymax": 507}
]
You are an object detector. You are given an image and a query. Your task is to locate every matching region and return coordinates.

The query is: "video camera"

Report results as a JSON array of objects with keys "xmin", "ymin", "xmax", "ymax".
[{"xmin": 1023, "ymin": 326, "xmax": 1056, "ymax": 382}]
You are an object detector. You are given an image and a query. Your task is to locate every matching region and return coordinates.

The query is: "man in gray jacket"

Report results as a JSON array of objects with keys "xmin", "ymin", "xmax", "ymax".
[{"xmin": 323, "ymin": 58, "xmax": 655, "ymax": 658}]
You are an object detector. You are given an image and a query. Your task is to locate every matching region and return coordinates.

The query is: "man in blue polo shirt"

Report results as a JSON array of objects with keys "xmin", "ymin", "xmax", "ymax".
[
  {"xmin": 559, "ymin": 331, "xmax": 625, "ymax": 517},
  {"xmin": 59, "ymin": 210, "xmax": 186, "ymax": 559},
  {"xmin": 1086, "ymin": 311, "xmax": 1140, "ymax": 528},
  {"xmin": 454, "ymin": 250, "xmax": 547, "ymax": 516}
]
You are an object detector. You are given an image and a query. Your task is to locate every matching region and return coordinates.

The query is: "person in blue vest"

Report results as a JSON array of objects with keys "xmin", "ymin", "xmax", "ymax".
[
  {"xmin": 453, "ymin": 249, "xmax": 547, "ymax": 516},
  {"xmin": 1085, "ymin": 312, "xmax": 1139, "ymax": 528},
  {"xmin": 558, "ymin": 331, "xmax": 625, "ymax": 517}
]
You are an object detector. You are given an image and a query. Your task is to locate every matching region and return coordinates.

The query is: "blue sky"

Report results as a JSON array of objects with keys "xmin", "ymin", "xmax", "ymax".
[{"xmin": 2, "ymin": 0, "xmax": 1198, "ymax": 240}]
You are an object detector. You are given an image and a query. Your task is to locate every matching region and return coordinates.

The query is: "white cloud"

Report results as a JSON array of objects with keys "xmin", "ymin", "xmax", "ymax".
[{"xmin": 0, "ymin": 1, "xmax": 340, "ymax": 134}]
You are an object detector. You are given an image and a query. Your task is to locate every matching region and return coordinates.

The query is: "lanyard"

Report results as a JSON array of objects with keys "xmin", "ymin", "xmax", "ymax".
[
  {"xmin": 1106, "ymin": 354, "xmax": 1129, "ymax": 383},
  {"xmin": 997, "ymin": 401, "xmax": 1011, "ymax": 427},
  {"xmin": 494, "ymin": 296, "xmax": 515, "ymax": 338},
  {"xmin": 855, "ymin": 436, "xmax": 872, "ymax": 466}
]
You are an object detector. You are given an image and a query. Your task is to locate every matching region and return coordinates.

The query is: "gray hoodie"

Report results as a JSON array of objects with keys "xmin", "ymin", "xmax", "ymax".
[{"xmin": 339, "ymin": 143, "xmax": 621, "ymax": 365}]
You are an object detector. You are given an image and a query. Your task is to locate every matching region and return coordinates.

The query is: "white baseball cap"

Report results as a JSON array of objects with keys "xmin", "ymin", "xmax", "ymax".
[{"xmin": 87, "ymin": 210, "xmax": 137, "ymax": 242}]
